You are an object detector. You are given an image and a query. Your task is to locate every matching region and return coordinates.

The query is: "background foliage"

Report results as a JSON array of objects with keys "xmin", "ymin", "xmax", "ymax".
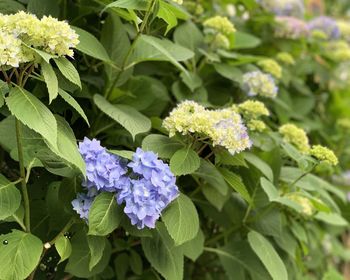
[{"xmin": 1, "ymin": 0, "xmax": 350, "ymax": 279}]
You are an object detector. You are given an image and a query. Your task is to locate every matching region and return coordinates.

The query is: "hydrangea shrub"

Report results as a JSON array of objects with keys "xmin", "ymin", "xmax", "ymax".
[{"xmin": 0, "ymin": 0, "xmax": 350, "ymax": 279}]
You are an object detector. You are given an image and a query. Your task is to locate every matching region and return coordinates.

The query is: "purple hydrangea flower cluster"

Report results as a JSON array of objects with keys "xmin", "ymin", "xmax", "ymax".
[
  {"xmin": 307, "ymin": 16, "xmax": 340, "ymax": 40},
  {"xmin": 79, "ymin": 137, "xmax": 129, "ymax": 193},
  {"xmin": 117, "ymin": 148, "xmax": 179, "ymax": 229},
  {"xmin": 72, "ymin": 139, "xmax": 179, "ymax": 229},
  {"xmin": 72, "ymin": 193, "xmax": 94, "ymax": 221},
  {"xmin": 257, "ymin": 0, "xmax": 305, "ymax": 18},
  {"xmin": 275, "ymin": 16, "xmax": 309, "ymax": 39}
]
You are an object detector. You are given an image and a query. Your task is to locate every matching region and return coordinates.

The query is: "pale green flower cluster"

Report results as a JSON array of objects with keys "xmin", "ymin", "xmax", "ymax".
[
  {"xmin": 310, "ymin": 145, "xmax": 338, "ymax": 166},
  {"xmin": 247, "ymin": 120, "xmax": 267, "ymax": 132},
  {"xmin": 285, "ymin": 193, "xmax": 314, "ymax": 216},
  {"xmin": 171, "ymin": 0, "xmax": 183, "ymax": 4},
  {"xmin": 257, "ymin": 59, "xmax": 282, "ymax": 79},
  {"xmin": 0, "ymin": 30, "xmax": 22, "ymax": 67},
  {"xmin": 337, "ymin": 20, "xmax": 350, "ymax": 41},
  {"xmin": 325, "ymin": 41, "xmax": 350, "ymax": 62},
  {"xmin": 276, "ymin": 52, "xmax": 295, "ymax": 65},
  {"xmin": 243, "ymin": 71, "xmax": 278, "ymax": 98},
  {"xmin": 163, "ymin": 101, "xmax": 252, "ymax": 155},
  {"xmin": 183, "ymin": 1, "xmax": 204, "ymax": 15},
  {"xmin": 203, "ymin": 16, "xmax": 236, "ymax": 36},
  {"xmin": 238, "ymin": 100, "xmax": 270, "ymax": 119},
  {"xmin": 0, "ymin": 11, "xmax": 79, "ymax": 67},
  {"xmin": 203, "ymin": 16, "xmax": 236, "ymax": 50},
  {"xmin": 238, "ymin": 100, "xmax": 269, "ymax": 132},
  {"xmin": 279, "ymin": 124, "xmax": 310, "ymax": 154},
  {"xmin": 212, "ymin": 33, "xmax": 230, "ymax": 49}
]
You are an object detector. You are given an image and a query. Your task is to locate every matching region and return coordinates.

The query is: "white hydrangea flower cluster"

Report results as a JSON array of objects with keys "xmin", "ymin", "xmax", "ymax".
[
  {"xmin": 243, "ymin": 70, "xmax": 278, "ymax": 98},
  {"xmin": 163, "ymin": 101, "xmax": 252, "ymax": 155},
  {"xmin": 0, "ymin": 11, "xmax": 79, "ymax": 67}
]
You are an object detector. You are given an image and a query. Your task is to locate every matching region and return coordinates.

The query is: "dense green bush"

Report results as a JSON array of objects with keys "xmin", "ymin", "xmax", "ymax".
[{"xmin": 0, "ymin": 0, "xmax": 350, "ymax": 279}]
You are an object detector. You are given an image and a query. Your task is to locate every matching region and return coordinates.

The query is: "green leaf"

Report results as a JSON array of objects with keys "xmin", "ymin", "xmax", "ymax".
[
  {"xmin": 128, "ymin": 35, "xmax": 194, "ymax": 72},
  {"xmin": 142, "ymin": 134, "xmax": 183, "ymax": 159},
  {"xmin": 157, "ymin": 1, "xmax": 189, "ymax": 34},
  {"xmin": 163, "ymin": 193, "xmax": 199, "ymax": 245},
  {"xmin": 142, "ymin": 223, "xmax": 184, "ymax": 280},
  {"xmin": 65, "ymin": 230, "xmax": 111, "ymax": 278},
  {"xmin": 194, "ymin": 159, "xmax": 229, "ymax": 195},
  {"xmin": 202, "ymin": 183, "xmax": 230, "ymax": 211},
  {"xmin": 129, "ymin": 250, "xmax": 143, "ymax": 275},
  {"xmin": 103, "ymin": 0, "xmax": 149, "ymax": 12},
  {"xmin": 0, "ymin": 0, "xmax": 24, "ymax": 14},
  {"xmin": 33, "ymin": 48, "xmax": 57, "ymax": 64},
  {"xmin": 214, "ymin": 63, "xmax": 243, "ymax": 84},
  {"xmin": 233, "ymin": 31, "xmax": 261, "ymax": 49},
  {"xmin": 248, "ymin": 231, "xmax": 288, "ymax": 280},
  {"xmin": 41, "ymin": 60, "xmax": 59, "ymax": 103},
  {"xmin": 87, "ymin": 235, "xmax": 107, "ymax": 271},
  {"xmin": 170, "ymin": 147, "xmax": 200, "ymax": 176},
  {"xmin": 174, "ymin": 21, "xmax": 204, "ymax": 51},
  {"xmin": 219, "ymin": 168, "xmax": 252, "ymax": 205},
  {"xmin": 244, "ymin": 152, "xmax": 274, "ymax": 181},
  {"xmin": 0, "ymin": 230, "xmax": 43, "ymax": 280},
  {"xmin": 88, "ymin": 192, "xmax": 123, "ymax": 236},
  {"xmin": 27, "ymin": 0, "xmax": 59, "ymax": 17},
  {"xmin": 54, "ymin": 57, "xmax": 81, "ymax": 89},
  {"xmin": 94, "ymin": 94, "xmax": 151, "ymax": 140},
  {"xmin": 180, "ymin": 72, "xmax": 202, "ymax": 92},
  {"xmin": 45, "ymin": 116, "xmax": 86, "ymax": 176},
  {"xmin": 260, "ymin": 177, "xmax": 279, "ymax": 201},
  {"xmin": 314, "ymin": 212, "xmax": 348, "ymax": 226},
  {"xmin": 0, "ymin": 174, "xmax": 21, "ymax": 220},
  {"xmin": 58, "ymin": 89, "xmax": 89, "ymax": 126},
  {"xmin": 72, "ymin": 27, "xmax": 111, "ymax": 62},
  {"xmin": 110, "ymin": 149, "xmax": 134, "ymax": 160},
  {"xmin": 6, "ymin": 87, "xmax": 57, "ymax": 148},
  {"xmin": 210, "ymin": 241, "xmax": 272, "ymax": 280},
  {"xmin": 180, "ymin": 229, "xmax": 204, "ymax": 261},
  {"xmin": 55, "ymin": 235, "xmax": 72, "ymax": 264}
]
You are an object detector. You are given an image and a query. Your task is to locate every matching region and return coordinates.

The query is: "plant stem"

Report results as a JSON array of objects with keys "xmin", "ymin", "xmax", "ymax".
[
  {"xmin": 49, "ymin": 217, "xmax": 76, "ymax": 245},
  {"xmin": 15, "ymin": 119, "xmax": 30, "ymax": 232}
]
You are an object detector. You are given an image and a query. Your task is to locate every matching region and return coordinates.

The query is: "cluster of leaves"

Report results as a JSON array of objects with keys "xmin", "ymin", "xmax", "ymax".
[{"xmin": 0, "ymin": 0, "xmax": 350, "ymax": 279}]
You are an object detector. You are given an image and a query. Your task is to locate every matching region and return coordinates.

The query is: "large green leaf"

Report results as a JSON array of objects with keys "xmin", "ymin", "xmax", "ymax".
[
  {"xmin": 6, "ymin": 87, "xmax": 57, "ymax": 148},
  {"xmin": 170, "ymin": 147, "xmax": 200, "ymax": 176},
  {"xmin": 244, "ymin": 152, "xmax": 274, "ymax": 182},
  {"xmin": 142, "ymin": 223, "xmax": 183, "ymax": 280},
  {"xmin": 103, "ymin": 0, "xmax": 149, "ymax": 11},
  {"xmin": 162, "ymin": 193, "xmax": 199, "ymax": 245},
  {"xmin": 157, "ymin": 1, "xmax": 189, "ymax": 34},
  {"xmin": 54, "ymin": 57, "xmax": 81, "ymax": 89},
  {"xmin": 45, "ymin": 116, "xmax": 85, "ymax": 176},
  {"xmin": 87, "ymin": 236, "xmax": 107, "ymax": 271},
  {"xmin": 88, "ymin": 192, "xmax": 123, "ymax": 236},
  {"xmin": 219, "ymin": 168, "xmax": 252, "ymax": 205},
  {"xmin": 142, "ymin": 134, "xmax": 183, "ymax": 159},
  {"xmin": 127, "ymin": 35, "xmax": 194, "ymax": 72},
  {"xmin": 55, "ymin": 235, "xmax": 72, "ymax": 264},
  {"xmin": 209, "ymin": 241, "xmax": 272, "ymax": 280},
  {"xmin": 41, "ymin": 60, "xmax": 59, "ymax": 103},
  {"xmin": 194, "ymin": 159, "xmax": 229, "ymax": 195},
  {"xmin": 233, "ymin": 31, "xmax": 261, "ymax": 49},
  {"xmin": 180, "ymin": 229, "xmax": 204, "ymax": 261},
  {"xmin": 174, "ymin": 21, "xmax": 204, "ymax": 51},
  {"xmin": 248, "ymin": 231, "xmax": 288, "ymax": 280},
  {"xmin": 0, "ymin": 0, "xmax": 24, "ymax": 14},
  {"xmin": 94, "ymin": 94, "xmax": 151, "ymax": 140},
  {"xmin": 0, "ymin": 174, "xmax": 21, "ymax": 220},
  {"xmin": 58, "ymin": 89, "xmax": 89, "ymax": 126},
  {"xmin": 314, "ymin": 212, "xmax": 348, "ymax": 226},
  {"xmin": 0, "ymin": 230, "xmax": 43, "ymax": 280},
  {"xmin": 65, "ymin": 230, "xmax": 111, "ymax": 278},
  {"xmin": 73, "ymin": 27, "xmax": 111, "ymax": 62}
]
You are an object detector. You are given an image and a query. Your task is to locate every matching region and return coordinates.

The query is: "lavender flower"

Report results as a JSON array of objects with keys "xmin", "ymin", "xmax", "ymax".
[
  {"xmin": 257, "ymin": 0, "xmax": 305, "ymax": 17},
  {"xmin": 72, "ymin": 193, "xmax": 95, "ymax": 221},
  {"xmin": 243, "ymin": 71, "xmax": 278, "ymax": 98},
  {"xmin": 116, "ymin": 148, "xmax": 179, "ymax": 229},
  {"xmin": 308, "ymin": 16, "xmax": 340, "ymax": 40},
  {"xmin": 79, "ymin": 137, "xmax": 129, "ymax": 193},
  {"xmin": 275, "ymin": 16, "xmax": 309, "ymax": 39}
]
